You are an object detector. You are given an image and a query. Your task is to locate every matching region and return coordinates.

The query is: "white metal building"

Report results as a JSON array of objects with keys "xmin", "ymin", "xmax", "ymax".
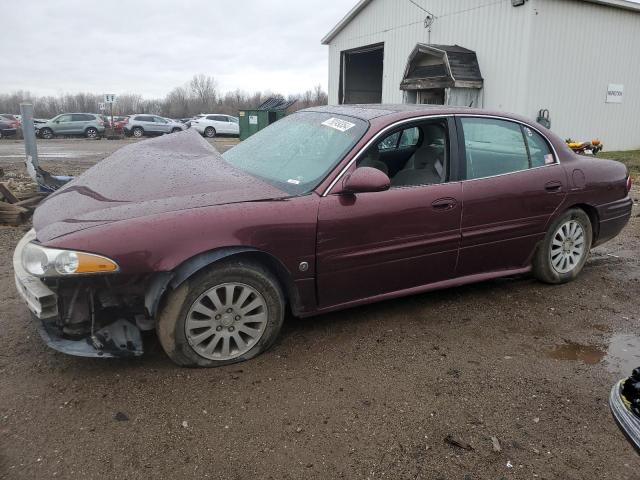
[{"xmin": 322, "ymin": 0, "xmax": 640, "ymax": 150}]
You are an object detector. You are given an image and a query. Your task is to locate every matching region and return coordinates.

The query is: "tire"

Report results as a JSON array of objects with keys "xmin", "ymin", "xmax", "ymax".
[
  {"xmin": 132, "ymin": 127, "xmax": 144, "ymax": 138},
  {"xmin": 85, "ymin": 127, "xmax": 98, "ymax": 139},
  {"xmin": 204, "ymin": 126, "xmax": 216, "ymax": 138},
  {"xmin": 157, "ymin": 259, "xmax": 285, "ymax": 367},
  {"xmin": 533, "ymin": 208, "xmax": 592, "ymax": 284},
  {"xmin": 171, "ymin": 128, "xmax": 181, "ymax": 134},
  {"xmin": 40, "ymin": 128, "xmax": 54, "ymax": 140}
]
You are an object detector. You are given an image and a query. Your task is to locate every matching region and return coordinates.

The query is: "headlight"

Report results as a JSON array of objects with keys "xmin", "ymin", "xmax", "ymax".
[{"xmin": 22, "ymin": 242, "xmax": 119, "ymax": 277}]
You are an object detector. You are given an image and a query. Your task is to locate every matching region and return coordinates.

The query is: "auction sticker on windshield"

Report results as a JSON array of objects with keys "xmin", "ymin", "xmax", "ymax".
[{"xmin": 322, "ymin": 117, "xmax": 356, "ymax": 132}]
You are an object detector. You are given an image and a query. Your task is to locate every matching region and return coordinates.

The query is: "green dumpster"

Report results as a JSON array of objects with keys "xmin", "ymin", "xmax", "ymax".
[{"xmin": 238, "ymin": 97, "xmax": 296, "ymax": 140}]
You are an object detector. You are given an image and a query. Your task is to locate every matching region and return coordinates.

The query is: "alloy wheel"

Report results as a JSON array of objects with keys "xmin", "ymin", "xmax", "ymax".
[
  {"xmin": 86, "ymin": 128, "xmax": 97, "ymax": 138},
  {"xmin": 133, "ymin": 128, "xmax": 143, "ymax": 138},
  {"xmin": 185, "ymin": 282, "xmax": 268, "ymax": 361},
  {"xmin": 550, "ymin": 220, "xmax": 586, "ymax": 274},
  {"xmin": 205, "ymin": 127, "xmax": 215, "ymax": 138}
]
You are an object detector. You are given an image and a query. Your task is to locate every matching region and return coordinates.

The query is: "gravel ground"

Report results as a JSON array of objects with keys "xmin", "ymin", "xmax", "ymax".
[{"xmin": 0, "ymin": 138, "xmax": 639, "ymax": 479}]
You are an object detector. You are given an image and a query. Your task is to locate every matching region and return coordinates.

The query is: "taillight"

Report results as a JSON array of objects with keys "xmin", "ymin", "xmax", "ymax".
[{"xmin": 627, "ymin": 176, "xmax": 633, "ymax": 193}]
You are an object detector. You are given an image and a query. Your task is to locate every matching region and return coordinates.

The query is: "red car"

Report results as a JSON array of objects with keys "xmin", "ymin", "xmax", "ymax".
[{"xmin": 13, "ymin": 105, "xmax": 632, "ymax": 367}]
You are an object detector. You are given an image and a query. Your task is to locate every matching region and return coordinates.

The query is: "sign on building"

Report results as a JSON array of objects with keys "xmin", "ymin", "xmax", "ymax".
[
  {"xmin": 606, "ymin": 84, "xmax": 624, "ymax": 104},
  {"xmin": 104, "ymin": 94, "xmax": 117, "ymax": 104}
]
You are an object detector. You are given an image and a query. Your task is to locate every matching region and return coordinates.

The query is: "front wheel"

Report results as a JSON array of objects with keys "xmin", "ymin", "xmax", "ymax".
[
  {"xmin": 204, "ymin": 126, "xmax": 216, "ymax": 138},
  {"xmin": 132, "ymin": 127, "xmax": 144, "ymax": 138},
  {"xmin": 157, "ymin": 260, "xmax": 285, "ymax": 367},
  {"xmin": 533, "ymin": 208, "xmax": 592, "ymax": 284},
  {"xmin": 40, "ymin": 128, "xmax": 54, "ymax": 139}
]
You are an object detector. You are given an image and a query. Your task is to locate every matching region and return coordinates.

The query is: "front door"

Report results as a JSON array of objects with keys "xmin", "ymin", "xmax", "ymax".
[
  {"xmin": 455, "ymin": 116, "xmax": 567, "ymax": 276},
  {"xmin": 53, "ymin": 114, "xmax": 73, "ymax": 134},
  {"xmin": 316, "ymin": 118, "xmax": 462, "ymax": 308}
]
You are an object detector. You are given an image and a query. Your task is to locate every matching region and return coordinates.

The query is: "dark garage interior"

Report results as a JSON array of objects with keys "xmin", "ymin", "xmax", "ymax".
[{"xmin": 339, "ymin": 43, "xmax": 384, "ymax": 104}]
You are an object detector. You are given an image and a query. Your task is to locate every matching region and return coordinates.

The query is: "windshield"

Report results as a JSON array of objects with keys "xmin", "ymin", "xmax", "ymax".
[{"xmin": 222, "ymin": 111, "xmax": 368, "ymax": 194}]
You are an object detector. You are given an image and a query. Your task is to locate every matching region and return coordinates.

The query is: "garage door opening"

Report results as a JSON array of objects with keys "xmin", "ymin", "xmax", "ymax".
[{"xmin": 339, "ymin": 43, "xmax": 384, "ymax": 104}]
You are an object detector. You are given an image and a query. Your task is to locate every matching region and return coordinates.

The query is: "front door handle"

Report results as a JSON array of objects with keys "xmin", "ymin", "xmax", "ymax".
[
  {"xmin": 432, "ymin": 198, "xmax": 457, "ymax": 211},
  {"xmin": 545, "ymin": 181, "xmax": 563, "ymax": 192}
]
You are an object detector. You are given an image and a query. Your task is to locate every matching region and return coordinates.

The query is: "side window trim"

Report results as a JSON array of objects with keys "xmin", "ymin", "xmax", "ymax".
[
  {"xmin": 455, "ymin": 114, "xmax": 559, "ymax": 182},
  {"xmin": 519, "ymin": 125, "xmax": 533, "ymax": 169}
]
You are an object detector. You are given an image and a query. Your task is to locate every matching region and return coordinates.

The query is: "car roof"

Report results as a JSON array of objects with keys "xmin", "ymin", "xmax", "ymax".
[{"xmin": 304, "ymin": 104, "xmax": 528, "ymax": 121}]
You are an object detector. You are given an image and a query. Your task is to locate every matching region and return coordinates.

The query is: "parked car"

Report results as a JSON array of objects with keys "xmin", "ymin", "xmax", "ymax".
[
  {"xmin": 0, "ymin": 117, "xmax": 18, "ymax": 139},
  {"xmin": 0, "ymin": 113, "xmax": 21, "ymax": 126},
  {"xmin": 124, "ymin": 114, "xmax": 186, "ymax": 138},
  {"xmin": 191, "ymin": 114, "xmax": 239, "ymax": 138},
  {"xmin": 38, "ymin": 113, "xmax": 105, "ymax": 139},
  {"xmin": 178, "ymin": 118, "xmax": 192, "ymax": 128},
  {"xmin": 13, "ymin": 106, "xmax": 632, "ymax": 366},
  {"xmin": 610, "ymin": 367, "xmax": 640, "ymax": 452},
  {"xmin": 112, "ymin": 116, "xmax": 130, "ymax": 133}
]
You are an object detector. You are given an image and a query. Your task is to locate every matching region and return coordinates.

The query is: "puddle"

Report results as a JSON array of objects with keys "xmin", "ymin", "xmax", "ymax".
[
  {"xmin": 546, "ymin": 334, "xmax": 640, "ymax": 376},
  {"xmin": 546, "ymin": 342, "xmax": 605, "ymax": 365}
]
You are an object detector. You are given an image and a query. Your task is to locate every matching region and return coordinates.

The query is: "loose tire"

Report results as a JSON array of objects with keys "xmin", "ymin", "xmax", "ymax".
[
  {"xmin": 533, "ymin": 208, "xmax": 592, "ymax": 284},
  {"xmin": 132, "ymin": 127, "xmax": 144, "ymax": 138},
  {"xmin": 157, "ymin": 259, "xmax": 285, "ymax": 367},
  {"xmin": 40, "ymin": 128, "xmax": 54, "ymax": 140},
  {"xmin": 204, "ymin": 126, "xmax": 216, "ymax": 138},
  {"xmin": 85, "ymin": 127, "xmax": 98, "ymax": 139}
]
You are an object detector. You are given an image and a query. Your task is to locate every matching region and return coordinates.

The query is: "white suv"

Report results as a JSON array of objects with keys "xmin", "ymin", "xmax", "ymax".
[{"xmin": 191, "ymin": 114, "xmax": 239, "ymax": 138}]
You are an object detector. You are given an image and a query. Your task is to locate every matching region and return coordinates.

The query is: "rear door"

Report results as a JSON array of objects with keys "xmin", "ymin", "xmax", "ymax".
[
  {"xmin": 70, "ymin": 114, "xmax": 90, "ymax": 134},
  {"xmin": 455, "ymin": 116, "xmax": 567, "ymax": 276}
]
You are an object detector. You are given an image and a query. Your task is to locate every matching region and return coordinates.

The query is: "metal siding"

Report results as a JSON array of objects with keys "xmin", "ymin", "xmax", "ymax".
[
  {"xmin": 327, "ymin": 0, "xmax": 640, "ymax": 149},
  {"xmin": 527, "ymin": 0, "xmax": 640, "ymax": 150},
  {"xmin": 327, "ymin": 0, "xmax": 535, "ymax": 109}
]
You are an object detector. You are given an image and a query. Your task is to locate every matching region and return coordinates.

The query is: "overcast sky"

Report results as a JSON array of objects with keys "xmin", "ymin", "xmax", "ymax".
[{"xmin": 1, "ymin": 0, "xmax": 351, "ymax": 98}]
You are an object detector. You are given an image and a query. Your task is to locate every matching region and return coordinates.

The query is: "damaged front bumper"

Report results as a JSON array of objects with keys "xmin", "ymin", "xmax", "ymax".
[{"xmin": 13, "ymin": 230, "xmax": 144, "ymax": 358}]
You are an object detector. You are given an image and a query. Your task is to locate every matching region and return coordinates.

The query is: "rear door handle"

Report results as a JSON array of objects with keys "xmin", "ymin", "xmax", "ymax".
[
  {"xmin": 432, "ymin": 198, "xmax": 457, "ymax": 211},
  {"xmin": 545, "ymin": 181, "xmax": 563, "ymax": 192}
]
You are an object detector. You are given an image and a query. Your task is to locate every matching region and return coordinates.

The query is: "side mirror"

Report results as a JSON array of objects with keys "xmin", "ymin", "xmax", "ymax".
[{"xmin": 343, "ymin": 167, "xmax": 390, "ymax": 194}]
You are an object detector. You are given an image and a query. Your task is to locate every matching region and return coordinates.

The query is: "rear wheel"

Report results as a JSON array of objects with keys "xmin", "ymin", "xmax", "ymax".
[
  {"xmin": 157, "ymin": 260, "xmax": 285, "ymax": 367},
  {"xmin": 533, "ymin": 208, "xmax": 592, "ymax": 284},
  {"xmin": 40, "ymin": 128, "xmax": 54, "ymax": 139},
  {"xmin": 132, "ymin": 127, "xmax": 144, "ymax": 138},
  {"xmin": 85, "ymin": 127, "xmax": 98, "ymax": 139},
  {"xmin": 204, "ymin": 126, "xmax": 216, "ymax": 138}
]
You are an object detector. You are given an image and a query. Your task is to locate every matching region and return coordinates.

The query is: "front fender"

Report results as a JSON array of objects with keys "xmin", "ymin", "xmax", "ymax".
[{"xmin": 144, "ymin": 246, "xmax": 256, "ymax": 318}]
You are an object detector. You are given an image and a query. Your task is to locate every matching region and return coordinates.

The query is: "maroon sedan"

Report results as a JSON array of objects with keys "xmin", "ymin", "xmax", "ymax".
[{"xmin": 13, "ymin": 105, "xmax": 633, "ymax": 367}]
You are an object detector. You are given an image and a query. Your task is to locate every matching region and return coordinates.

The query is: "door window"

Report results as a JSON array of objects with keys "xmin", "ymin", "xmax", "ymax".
[
  {"xmin": 153, "ymin": 116, "xmax": 168, "ymax": 124},
  {"xmin": 57, "ymin": 115, "xmax": 72, "ymax": 123},
  {"xmin": 522, "ymin": 126, "xmax": 554, "ymax": 168},
  {"xmin": 358, "ymin": 121, "xmax": 449, "ymax": 188},
  {"xmin": 71, "ymin": 114, "xmax": 92, "ymax": 121},
  {"xmin": 461, "ymin": 118, "xmax": 530, "ymax": 180}
]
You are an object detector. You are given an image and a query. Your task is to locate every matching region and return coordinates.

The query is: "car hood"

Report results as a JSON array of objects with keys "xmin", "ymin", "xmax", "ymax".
[{"xmin": 34, "ymin": 130, "xmax": 289, "ymax": 242}]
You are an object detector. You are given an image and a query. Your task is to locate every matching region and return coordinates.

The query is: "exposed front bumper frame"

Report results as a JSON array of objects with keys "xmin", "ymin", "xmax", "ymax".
[{"xmin": 13, "ymin": 230, "xmax": 143, "ymax": 358}]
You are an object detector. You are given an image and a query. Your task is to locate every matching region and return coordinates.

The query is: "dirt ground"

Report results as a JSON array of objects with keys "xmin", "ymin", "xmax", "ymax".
[{"xmin": 0, "ymin": 138, "xmax": 639, "ymax": 479}]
